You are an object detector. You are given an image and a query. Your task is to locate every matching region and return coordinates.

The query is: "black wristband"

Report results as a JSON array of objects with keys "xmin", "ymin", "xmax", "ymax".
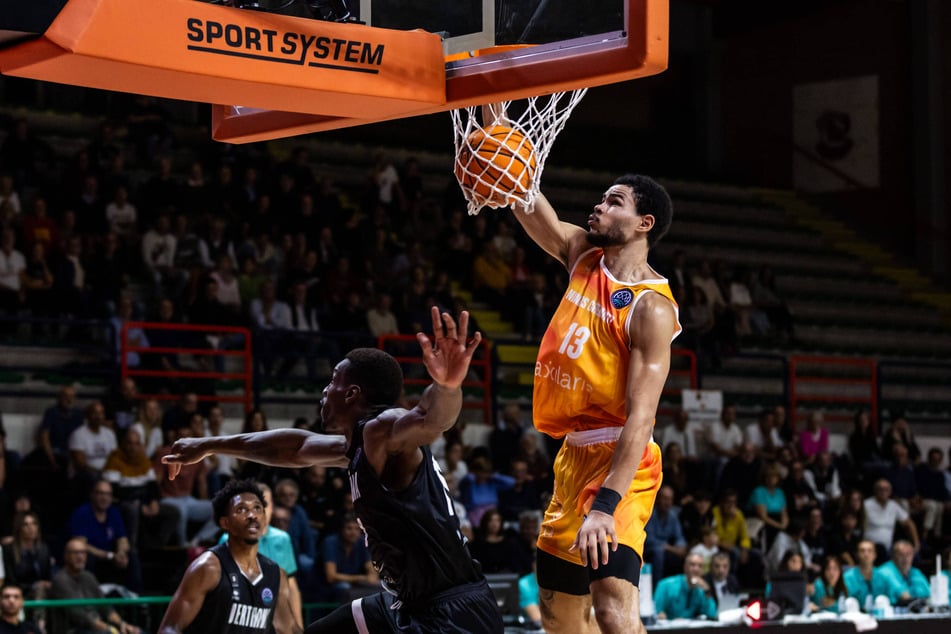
[{"xmin": 590, "ymin": 487, "xmax": 622, "ymax": 516}]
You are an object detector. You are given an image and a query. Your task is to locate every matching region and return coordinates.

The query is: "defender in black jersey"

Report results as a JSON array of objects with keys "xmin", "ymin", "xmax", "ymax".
[
  {"xmin": 158, "ymin": 480, "xmax": 301, "ymax": 634},
  {"xmin": 163, "ymin": 308, "xmax": 504, "ymax": 633}
]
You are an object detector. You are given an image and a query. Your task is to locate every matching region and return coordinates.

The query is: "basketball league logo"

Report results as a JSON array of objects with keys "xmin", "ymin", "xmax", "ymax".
[
  {"xmin": 261, "ymin": 587, "xmax": 274, "ymax": 606},
  {"xmin": 610, "ymin": 289, "xmax": 634, "ymax": 309}
]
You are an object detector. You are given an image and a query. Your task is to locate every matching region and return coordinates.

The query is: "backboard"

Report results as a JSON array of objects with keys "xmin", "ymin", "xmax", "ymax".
[
  {"xmin": 213, "ymin": 0, "xmax": 668, "ymax": 141},
  {"xmin": 0, "ymin": 0, "xmax": 668, "ymax": 142}
]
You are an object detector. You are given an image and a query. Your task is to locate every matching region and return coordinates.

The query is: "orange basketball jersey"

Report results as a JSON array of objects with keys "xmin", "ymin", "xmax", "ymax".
[{"xmin": 533, "ymin": 248, "xmax": 681, "ymax": 438}]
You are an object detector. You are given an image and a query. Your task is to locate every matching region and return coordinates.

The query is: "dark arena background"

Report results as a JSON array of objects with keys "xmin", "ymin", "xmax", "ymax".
[{"xmin": 0, "ymin": 1, "xmax": 949, "ymax": 632}]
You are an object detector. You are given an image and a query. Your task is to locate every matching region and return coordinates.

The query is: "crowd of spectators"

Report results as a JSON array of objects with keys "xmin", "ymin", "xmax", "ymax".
[
  {"xmin": 0, "ymin": 94, "xmax": 947, "ymax": 630},
  {"xmin": 643, "ymin": 403, "xmax": 951, "ymax": 620}
]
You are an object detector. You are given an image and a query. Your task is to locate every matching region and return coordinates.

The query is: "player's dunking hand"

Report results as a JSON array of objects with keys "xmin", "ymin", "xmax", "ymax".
[
  {"xmin": 416, "ymin": 306, "xmax": 482, "ymax": 390},
  {"xmin": 570, "ymin": 510, "xmax": 618, "ymax": 569}
]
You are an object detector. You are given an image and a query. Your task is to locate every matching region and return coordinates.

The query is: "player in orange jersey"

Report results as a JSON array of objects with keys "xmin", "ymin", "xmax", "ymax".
[{"xmin": 511, "ymin": 174, "xmax": 679, "ymax": 634}]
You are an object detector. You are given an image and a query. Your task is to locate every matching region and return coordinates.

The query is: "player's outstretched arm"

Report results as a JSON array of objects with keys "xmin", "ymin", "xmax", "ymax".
[
  {"xmin": 513, "ymin": 192, "xmax": 588, "ymax": 269},
  {"xmin": 273, "ymin": 569, "xmax": 303, "ymax": 634},
  {"xmin": 572, "ymin": 293, "xmax": 677, "ymax": 568},
  {"xmin": 382, "ymin": 307, "xmax": 482, "ymax": 452},
  {"xmin": 158, "ymin": 552, "xmax": 221, "ymax": 634},
  {"xmin": 161, "ymin": 429, "xmax": 348, "ymax": 479}
]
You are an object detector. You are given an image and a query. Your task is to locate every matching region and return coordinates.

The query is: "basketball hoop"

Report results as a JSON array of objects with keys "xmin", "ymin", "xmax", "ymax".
[{"xmin": 451, "ymin": 89, "xmax": 587, "ymax": 215}]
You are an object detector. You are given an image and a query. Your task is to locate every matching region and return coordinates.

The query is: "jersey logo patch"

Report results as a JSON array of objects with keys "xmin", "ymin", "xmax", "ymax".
[
  {"xmin": 261, "ymin": 587, "xmax": 273, "ymax": 606},
  {"xmin": 611, "ymin": 289, "xmax": 634, "ymax": 309}
]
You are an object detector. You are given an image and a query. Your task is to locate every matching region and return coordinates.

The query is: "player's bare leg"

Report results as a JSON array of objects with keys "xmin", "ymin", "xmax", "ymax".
[
  {"xmin": 539, "ymin": 587, "xmax": 598, "ymax": 634},
  {"xmin": 590, "ymin": 578, "xmax": 643, "ymax": 634}
]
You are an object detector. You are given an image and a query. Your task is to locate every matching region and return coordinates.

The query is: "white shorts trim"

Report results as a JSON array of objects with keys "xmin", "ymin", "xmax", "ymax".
[
  {"xmin": 565, "ymin": 426, "xmax": 655, "ymax": 447},
  {"xmin": 351, "ymin": 597, "xmax": 369, "ymax": 634}
]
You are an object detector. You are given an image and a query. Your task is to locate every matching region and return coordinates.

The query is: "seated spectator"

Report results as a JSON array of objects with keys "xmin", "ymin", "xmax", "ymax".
[
  {"xmin": 65, "ymin": 478, "xmax": 141, "ymax": 592},
  {"xmin": 679, "ymin": 490, "xmax": 714, "ymax": 545},
  {"xmin": 843, "ymin": 540, "xmax": 888, "ymax": 611},
  {"xmin": 660, "ymin": 409, "xmax": 704, "ymax": 461},
  {"xmin": 881, "ymin": 415, "xmax": 921, "ymax": 465},
  {"xmin": 319, "ymin": 513, "xmax": 378, "ymax": 603},
  {"xmin": 662, "ymin": 442, "xmax": 690, "ymax": 504},
  {"xmin": 745, "ymin": 409, "xmax": 782, "ymax": 460},
  {"xmin": 489, "ymin": 404, "xmax": 523, "ymax": 477},
  {"xmin": 281, "ymin": 281, "xmax": 340, "ymax": 381},
  {"xmin": 49, "ymin": 537, "xmax": 140, "ymax": 634},
  {"xmin": 721, "ymin": 442, "xmax": 763, "ymax": 511},
  {"xmin": 457, "ymin": 456, "xmax": 515, "ymax": 527},
  {"xmin": 102, "ymin": 428, "xmax": 179, "ymax": 551},
  {"xmin": 508, "ymin": 510, "xmax": 542, "ymax": 577},
  {"xmin": 864, "ymin": 478, "xmax": 919, "ymax": 562},
  {"xmin": 653, "ymin": 553, "xmax": 718, "ymax": 621},
  {"xmin": 803, "ymin": 452, "xmax": 841, "ymax": 507},
  {"xmin": 152, "ymin": 427, "xmax": 219, "ymax": 547},
  {"xmin": 811, "ymin": 555, "xmax": 847, "ymax": 613},
  {"xmin": 802, "ymin": 508, "xmax": 829, "ymax": 571},
  {"xmin": 0, "ymin": 583, "xmax": 41, "ymax": 634},
  {"xmin": 885, "ymin": 444, "xmax": 918, "ymax": 507},
  {"xmin": 798, "ymin": 411, "xmax": 829, "ymax": 465},
  {"xmin": 680, "ymin": 286, "xmax": 720, "ymax": 369},
  {"xmin": 273, "ymin": 478, "xmax": 317, "ymax": 580},
  {"xmin": 766, "ymin": 518, "xmax": 815, "ymax": 579},
  {"xmin": 497, "ymin": 459, "xmax": 540, "ymax": 522},
  {"xmin": 644, "ymin": 486, "xmax": 687, "ymax": 581},
  {"xmin": 250, "ymin": 279, "xmax": 293, "ymax": 378},
  {"xmin": 161, "ymin": 393, "xmax": 199, "ymax": 447},
  {"xmin": 103, "ymin": 378, "xmax": 139, "ymax": 433},
  {"xmin": 1, "ymin": 512, "xmax": 53, "ymax": 600},
  {"xmin": 783, "ymin": 460, "xmax": 819, "ymax": 519},
  {"xmin": 437, "ymin": 440, "xmax": 467, "ymax": 498},
  {"xmin": 826, "ymin": 510, "xmax": 861, "ymax": 567},
  {"xmin": 706, "ymin": 404, "xmax": 743, "ymax": 490},
  {"xmin": 38, "ymin": 386, "xmax": 84, "ymax": 472},
  {"xmin": 20, "ymin": 242, "xmax": 56, "ymax": 331},
  {"xmin": 876, "ymin": 540, "xmax": 929, "ymax": 605},
  {"xmin": 703, "ymin": 551, "xmax": 741, "ymax": 609},
  {"xmin": 130, "ymin": 398, "xmax": 164, "ymax": 460},
  {"xmin": 712, "ymin": 490, "xmax": 751, "ymax": 569},
  {"xmin": 514, "ymin": 433, "xmax": 550, "ymax": 490},
  {"xmin": 0, "ymin": 229, "xmax": 25, "ymax": 327},
  {"xmin": 766, "ymin": 550, "xmax": 813, "ymax": 615},
  {"xmin": 365, "ymin": 292, "xmax": 400, "ymax": 337},
  {"xmin": 68, "ymin": 402, "xmax": 118, "ymax": 495},
  {"xmin": 749, "ymin": 463, "xmax": 788, "ymax": 547},
  {"xmin": 470, "ymin": 510, "xmax": 518, "ymax": 575},
  {"xmin": 913, "ymin": 447, "xmax": 949, "ymax": 544},
  {"xmin": 688, "ymin": 526, "xmax": 720, "ymax": 574},
  {"xmin": 848, "ymin": 409, "xmax": 883, "ymax": 486}
]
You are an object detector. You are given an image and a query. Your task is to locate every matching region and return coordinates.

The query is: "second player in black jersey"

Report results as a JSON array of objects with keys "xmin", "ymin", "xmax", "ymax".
[
  {"xmin": 158, "ymin": 480, "xmax": 300, "ymax": 634},
  {"xmin": 162, "ymin": 307, "xmax": 504, "ymax": 633}
]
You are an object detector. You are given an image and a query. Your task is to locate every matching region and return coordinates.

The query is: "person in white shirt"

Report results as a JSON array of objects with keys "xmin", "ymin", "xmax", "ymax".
[
  {"xmin": 105, "ymin": 185, "xmax": 137, "ymax": 241},
  {"xmin": 660, "ymin": 409, "xmax": 703, "ymax": 459},
  {"xmin": 863, "ymin": 479, "xmax": 919, "ymax": 562},
  {"xmin": 69, "ymin": 401, "xmax": 118, "ymax": 486},
  {"xmin": 0, "ymin": 228, "xmax": 25, "ymax": 312},
  {"xmin": 745, "ymin": 409, "xmax": 783, "ymax": 459},
  {"xmin": 366, "ymin": 292, "xmax": 400, "ymax": 337}
]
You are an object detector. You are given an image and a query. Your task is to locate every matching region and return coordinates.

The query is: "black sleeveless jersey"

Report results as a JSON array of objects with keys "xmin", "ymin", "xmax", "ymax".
[
  {"xmin": 184, "ymin": 543, "xmax": 282, "ymax": 634},
  {"xmin": 347, "ymin": 421, "xmax": 484, "ymax": 603}
]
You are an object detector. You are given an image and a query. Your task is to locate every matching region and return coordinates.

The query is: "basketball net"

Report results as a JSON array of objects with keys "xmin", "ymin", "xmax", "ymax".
[{"xmin": 451, "ymin": 89, "xmax": 587, "ymax": 215}]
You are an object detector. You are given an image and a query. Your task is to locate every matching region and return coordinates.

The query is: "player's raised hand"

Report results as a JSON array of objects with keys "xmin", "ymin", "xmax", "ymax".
[
  {"xmin": 416, "ymin": 306, "xmax": 482, "ymax": 389},
  {"xmin": 161, "ymin": 437, "xmax": 211, "ymax": 481}
]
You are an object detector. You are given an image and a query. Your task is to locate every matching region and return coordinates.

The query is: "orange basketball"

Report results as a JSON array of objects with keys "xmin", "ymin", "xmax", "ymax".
[{"xmin": 455, "ymin": 125, "xmax": 537, "ymax": 207}]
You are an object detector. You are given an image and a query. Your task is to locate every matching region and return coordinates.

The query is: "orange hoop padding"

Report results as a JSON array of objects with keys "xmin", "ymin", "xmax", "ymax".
[{"xmin": 0, "ymin": 0, "xmax": 445, "ymax": 119}]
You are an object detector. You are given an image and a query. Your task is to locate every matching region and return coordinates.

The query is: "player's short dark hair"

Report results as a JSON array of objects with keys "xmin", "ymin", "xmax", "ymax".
[
  {"xmin": 614, "ymin": 174, "xmax": 673, "ymax": 248},
  {"xmin": 344, "ymin": 348, "xmax": 403, "ymax": 408},
  {"xmin": 213, "ymin": 479, "xmax": 266, "ymax": 523}
]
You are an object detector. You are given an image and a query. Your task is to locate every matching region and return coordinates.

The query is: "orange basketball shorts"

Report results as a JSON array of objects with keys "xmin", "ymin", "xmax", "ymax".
[{"xmin": 537, "ymin": 426, "xmax": 663, "ymax": 566}]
